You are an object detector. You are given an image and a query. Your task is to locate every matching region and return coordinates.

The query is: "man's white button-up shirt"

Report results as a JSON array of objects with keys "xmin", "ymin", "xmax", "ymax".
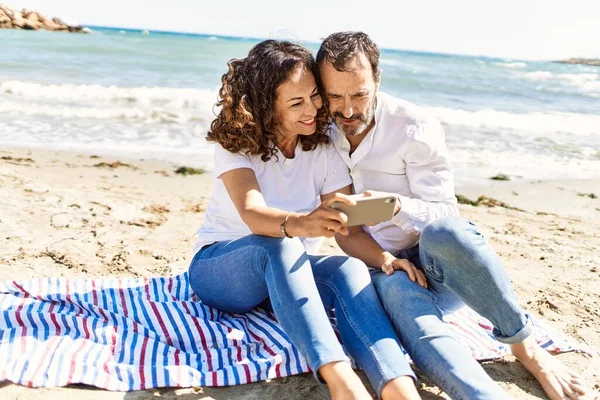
[{"xmin": 329, "ymin": 92, "xmax": 459, "ymax": 253}]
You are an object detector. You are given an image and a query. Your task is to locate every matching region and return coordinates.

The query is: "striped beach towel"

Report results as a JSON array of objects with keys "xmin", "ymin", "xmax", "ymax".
[{"xmin": 0, "ymin": 273, "xmax": 579, "ymax": 391}]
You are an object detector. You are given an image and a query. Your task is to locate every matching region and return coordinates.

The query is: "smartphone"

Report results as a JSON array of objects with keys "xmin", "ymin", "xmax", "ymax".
[{"xmin": 330, "ymin": 195, "xmax": 396, "ymax": 226}]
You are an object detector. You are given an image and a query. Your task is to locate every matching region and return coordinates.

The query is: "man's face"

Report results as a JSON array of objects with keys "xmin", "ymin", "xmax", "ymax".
[{"xmin": 320, "ymin": 53, "xmax": 378, "ymax": 138}]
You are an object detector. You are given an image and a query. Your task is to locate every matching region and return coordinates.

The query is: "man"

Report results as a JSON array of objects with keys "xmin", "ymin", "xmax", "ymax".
[{"xmin": 318, "ymin": 31, "xmax": 588, "ymax": 400}]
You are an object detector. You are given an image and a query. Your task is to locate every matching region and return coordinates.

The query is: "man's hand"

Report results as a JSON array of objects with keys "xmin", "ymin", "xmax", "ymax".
[
  {"xmin": 363, "ymin": 190, "xmax": 401, "ymax": 216},
  {"xmin": 381, "ymin": 252, "xmax": 427, "ymax": 288}
]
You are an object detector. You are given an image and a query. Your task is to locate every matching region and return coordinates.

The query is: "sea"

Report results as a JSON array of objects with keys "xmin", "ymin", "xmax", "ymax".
[{"xmin": 1, "ymin": 27, "xmax": 599, "ymax": 186}]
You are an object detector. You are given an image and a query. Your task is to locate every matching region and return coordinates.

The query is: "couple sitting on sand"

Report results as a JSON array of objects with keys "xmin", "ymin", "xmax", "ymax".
[{"xmin": 188, "ymin": 31, "xmax": 588, "ymax": 400}]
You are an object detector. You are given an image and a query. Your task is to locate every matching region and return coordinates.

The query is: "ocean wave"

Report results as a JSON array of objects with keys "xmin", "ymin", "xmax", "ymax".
[
  {"xmin": 380, "ymin": 58, "xmax": 429, "ymax": 73},
  {"xmin": 0, "ymin": 80, "xmax": 219, "ymax": 109},
  {"xmin": 519, "ymin": 71, "xmax": 598, "ymax": 83},
  {"xmin": 0, "ymin": 80, "xmax": 219, "ymax": 123},
  {"xmin": 0, "ymin": 119, "xmax": 210, "ymax": 155},
  {"xmin": 450, "ymin": 148, "xmax": 600, "ymax": 182},
  {"xmin": 492, "ymin": 61, "xmax": 527, "ymax": 69},
  {"xmin": 0, "ymin": 102, "xmax": 211, "ymax": 124},
  {"xmin": 515, "ymin": 71, "xmax": 600, "ymax": 97},
  {"xmin": 427, "ymin": 106, "xmax": 599, "ymax": 137}
]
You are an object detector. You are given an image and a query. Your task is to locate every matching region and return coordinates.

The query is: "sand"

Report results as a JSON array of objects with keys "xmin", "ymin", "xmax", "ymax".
[{"xmin": 0, "ymin": 146, "xmax": 599, "ymax": 399}]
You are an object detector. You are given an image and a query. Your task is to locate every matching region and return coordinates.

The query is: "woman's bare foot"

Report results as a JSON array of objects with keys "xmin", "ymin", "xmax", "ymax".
[
  {"xmin": 511, "ymin": 336, "xmax": 588, "ymax": 399},
  {"xmin": 319, "ymin": 361, "xmax": 372, "ymax": 400},
  {"xmin": 381, "ymin": 376, "xmax": 421, "ymax": 400}
]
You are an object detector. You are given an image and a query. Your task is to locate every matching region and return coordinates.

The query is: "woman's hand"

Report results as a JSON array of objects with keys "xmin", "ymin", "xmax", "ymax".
[
  {"xmin": 382, "ymin": 252, "xmax": 428, "ymax": 288},
  {"xmin": 289, "ymin": 193, "xmax": 356, "ymax": 238}
]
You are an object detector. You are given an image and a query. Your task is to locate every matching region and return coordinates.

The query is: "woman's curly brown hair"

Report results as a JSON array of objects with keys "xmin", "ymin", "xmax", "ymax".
[{"xmin": 207, "ymin": 40, "xmax": 330, "ymax": 161}]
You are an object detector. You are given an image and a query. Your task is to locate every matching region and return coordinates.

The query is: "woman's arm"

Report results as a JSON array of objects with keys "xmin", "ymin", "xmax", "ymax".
[
  {"xmin": 335, "ymin": 224, "xmax": 427, "ymax": 287},
  {"xmin": 221, "ymin": 168, "xmax": 355, "ymax": 238},
  {"xmin": 330, "ymin": 187, "xmax": 427, "ymax": 287}
]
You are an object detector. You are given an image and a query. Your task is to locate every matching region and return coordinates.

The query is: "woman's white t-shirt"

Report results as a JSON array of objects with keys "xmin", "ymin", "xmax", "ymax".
[{"xmin": 194, "ymin": 141, "xmax": 352, "ymax": 255}]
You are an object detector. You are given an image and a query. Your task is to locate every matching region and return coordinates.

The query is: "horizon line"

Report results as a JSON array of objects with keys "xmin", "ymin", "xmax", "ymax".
[{"xmin": 84, "ymin": 25, "xmax": 548, "ymax": 62}]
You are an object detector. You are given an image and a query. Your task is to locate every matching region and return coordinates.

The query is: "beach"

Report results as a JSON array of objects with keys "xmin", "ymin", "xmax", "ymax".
[
  {"xmin": 2, "ymin": 24, "xmax": 600, "ymax": 400},
  {"xmin": 1, "ymin": 146, "xmax": 598, "ymax": 399}
]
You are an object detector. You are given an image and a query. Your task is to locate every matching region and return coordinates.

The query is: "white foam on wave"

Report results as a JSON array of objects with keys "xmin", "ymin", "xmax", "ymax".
[
  {"xmin": 519, "ymin": 71, "xmax": 598, "ymax": 82},
  {"xmin": 0, "ymin": 80, "xmax": 220, "ymax": 123},
  {"xmin": 427, "ymin": 106, "xmax": 599, "ymax": 137},
  {"xmin": 492, "ymin": 61, "xmax": 527, "ymax": 69},
  {"xmin": 0, "ymin": 80, "xmax": 220, "ymax": 109},
  {"xmin": 0, "ymin": 102, "xmax": 203, "ymax": 123},
  {"xmin": 451, "ymin": 148, "xmax": 600, "ymax": 186},
  {"xmin": 516, "ymin": 71, "xmax": 600, "ymax": 97},
  {"xmin": 0, "ymin": 118, "xmax": 214, "ymax": 169},
  {"xmin": 519, "ymin": 71, "xmax": 554, "ymax": 80},
  {"xmin": 2, "ymin": 80, "xmax": 598, "ymax": 183},
  {"xmin": 433, "ymin": 104, "xmax": 600, "ymax": 182}
]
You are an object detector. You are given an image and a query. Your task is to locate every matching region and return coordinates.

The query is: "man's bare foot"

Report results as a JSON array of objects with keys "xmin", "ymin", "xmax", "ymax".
[
  {"xmin": 511, "ymin": 337, "xmax": 588, "ymax": 399},
  {"xmin": 319, "ymin": 361, "xmax": 372, "ymax": 400}
]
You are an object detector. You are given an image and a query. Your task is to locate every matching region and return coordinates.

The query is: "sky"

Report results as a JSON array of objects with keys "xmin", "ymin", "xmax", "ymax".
[{"xmin": 4, "ymin": 0, "xmax": 599, "ymax": 60}]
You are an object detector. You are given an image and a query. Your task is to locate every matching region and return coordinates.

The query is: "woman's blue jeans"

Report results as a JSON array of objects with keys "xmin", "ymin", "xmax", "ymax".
[
  {"xmin": 188, "ymin": 234, "xmax": 415, "ymax": 396},
  {"xmin": 372, "ymin": 216, "xmax": 532, "ymax": 400}
]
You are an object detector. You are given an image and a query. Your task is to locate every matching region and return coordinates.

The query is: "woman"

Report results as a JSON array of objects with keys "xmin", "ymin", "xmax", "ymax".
[{"xmin": 188, "ymin": 40, "xmax": 421, "ymax": 400}]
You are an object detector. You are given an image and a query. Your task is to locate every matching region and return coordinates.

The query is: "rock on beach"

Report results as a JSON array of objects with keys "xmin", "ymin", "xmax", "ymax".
[{"xmin": 0, "ymin": 4, "xmax": 88, "ymax": 33}]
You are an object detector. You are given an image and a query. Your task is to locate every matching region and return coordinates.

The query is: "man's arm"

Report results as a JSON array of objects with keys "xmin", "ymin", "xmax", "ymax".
[{"xmin": 391, "ymin": 117, "xmax": 458, "ymax": 235}]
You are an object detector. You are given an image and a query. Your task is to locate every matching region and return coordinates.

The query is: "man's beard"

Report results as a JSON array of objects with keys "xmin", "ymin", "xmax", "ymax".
[{"xmin": 332, "ymin": 98, "xmax": 376, "ymax": 138}]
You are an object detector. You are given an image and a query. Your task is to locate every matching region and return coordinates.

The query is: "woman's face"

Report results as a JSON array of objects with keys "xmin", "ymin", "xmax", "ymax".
[{"xmin": 274, "ymin": 66, "xmax": 323, "ymax": 141}]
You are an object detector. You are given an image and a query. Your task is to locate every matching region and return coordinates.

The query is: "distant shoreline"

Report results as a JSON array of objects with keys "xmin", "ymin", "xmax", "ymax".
[{"xmin": 555, "ymin": 58, "xmax": 600, "ymax": 67}]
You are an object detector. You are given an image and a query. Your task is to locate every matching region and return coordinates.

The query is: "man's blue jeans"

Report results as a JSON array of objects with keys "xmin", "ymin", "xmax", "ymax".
[
  {"xmin": 188, "ymin": 234, "xmax": 415, "ymax": 396},
  {"xmin": 372, "ymin": 216, "xmax": 533, "ymax": 400}
]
